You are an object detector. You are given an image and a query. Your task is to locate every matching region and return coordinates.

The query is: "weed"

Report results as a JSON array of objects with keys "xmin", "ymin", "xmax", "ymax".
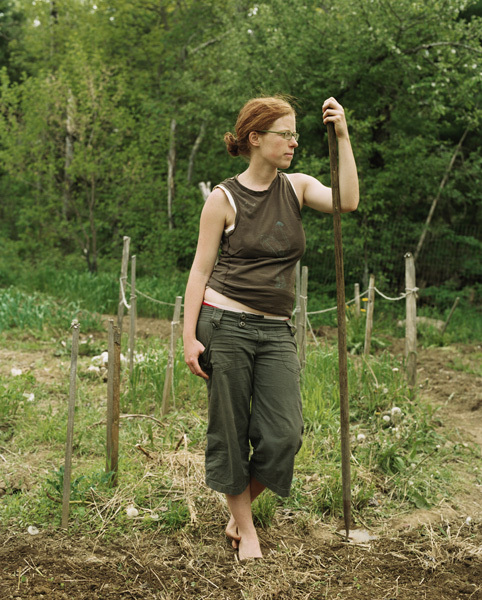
[
  {"xmin": 44, "ymin": 466, "xmax": 113, "ymax": 503},
  {"xmin": 252, "ymin": 490, "xmax": 278, "ymax": 528}
]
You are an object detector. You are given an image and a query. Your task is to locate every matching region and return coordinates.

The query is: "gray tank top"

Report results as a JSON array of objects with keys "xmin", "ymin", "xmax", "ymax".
[{"xmin": 207, "ymin": 172, "xmax": 305, "ymax": 317}]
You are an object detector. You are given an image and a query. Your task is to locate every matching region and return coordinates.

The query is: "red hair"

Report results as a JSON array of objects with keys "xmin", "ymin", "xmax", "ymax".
[{"xmin": 224, "ymin": 96, "xmax": 296, "ymax": 158}]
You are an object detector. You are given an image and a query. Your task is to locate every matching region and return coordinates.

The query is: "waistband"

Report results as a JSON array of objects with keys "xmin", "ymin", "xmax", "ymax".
[
  {"xmin": 202, "ymin": 301, "xmax": 289, "ymax": 321},
  {"xmin": 199, "ymin": 304, "xmax": 296, "ymax": 334}
]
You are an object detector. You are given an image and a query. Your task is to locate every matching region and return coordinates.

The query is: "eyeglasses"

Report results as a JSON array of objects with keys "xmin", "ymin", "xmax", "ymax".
[{"xmin": 257, "ymin": 130, "xmax": 300, "ymax": 141}]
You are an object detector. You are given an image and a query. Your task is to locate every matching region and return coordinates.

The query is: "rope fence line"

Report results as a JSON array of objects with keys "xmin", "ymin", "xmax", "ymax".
[
  {"xmin": 374, "ymin": 286, "xmax": 419, "ymax": 302},
  {"xmin": 120, "ymin": 278, "xmax": 418, "ymax": 319},
  {"xmin": 307, "ymin": 293, "xmax": 362, "ymax": 316},
  {"xmin": 121, "ymin": 279, "xmax": 181, "ymax": 309},
  {"xmin": 119, "ymin": 278, "xmax": 131, "ymax": 310},
  {"xmin": 306, "ymin": 285, "xmax": 419, "ymax": 316}
]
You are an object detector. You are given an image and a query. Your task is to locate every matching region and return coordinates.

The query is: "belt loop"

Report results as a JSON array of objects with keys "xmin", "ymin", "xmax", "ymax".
[{"xmin": 211, "ymin": 307, "xmax": 223, "ymax": 329}]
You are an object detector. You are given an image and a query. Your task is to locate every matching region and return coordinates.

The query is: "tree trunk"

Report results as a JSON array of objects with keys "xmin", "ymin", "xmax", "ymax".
[
  {"xmin": 167, "ymin": 119, "xmax": 176, "ymax": 230},
  {"xmin": 187, "ymin": 122, "xmax": 206, "ymax": 184},
  {"xmin": 87, "ymin": 173, "xmax": 97, "ymax": 273},
  {"xmin": 198, "ymin": 181, "xmax": 211, "ymax": 201},
  {"xmin": 63, "ymin": 90, "xmax": 75, "ymax": 220}
]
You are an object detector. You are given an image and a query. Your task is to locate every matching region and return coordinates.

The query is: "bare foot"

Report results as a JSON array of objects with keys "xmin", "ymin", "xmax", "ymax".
[
  {"xmin": 238, "ymin": 533, "xmax": 263, "ymax": 561},
  {"xmin": 226, "ymin": 514, "xmax": 241, "ymax": 549}
]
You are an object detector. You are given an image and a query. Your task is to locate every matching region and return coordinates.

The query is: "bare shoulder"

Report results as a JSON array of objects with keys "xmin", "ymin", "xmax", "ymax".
[
  {"xmin": 287, "ymin": 172, "xmax": 318, "ymax": 187},
  {"xmin": 286, "ymin": 173, "xmax": 331, "ymax": 210},
  {"xmin": 205, "ymin": 185, "xmax": 230, "ymax": 208},
  {"xmin": 200, "ymin": 185, "xmax": 233, "ymax": 231},
  {"xmin": 287, "ymin": 172, "xmax": 325, "ymax": 190},
  {"xmin": 286, "ymin": 173, "xmax": 310, "ymax": 205},
  {"xmin": 202, "ymin": 186, "xmax": 231, "ymax": 217}
]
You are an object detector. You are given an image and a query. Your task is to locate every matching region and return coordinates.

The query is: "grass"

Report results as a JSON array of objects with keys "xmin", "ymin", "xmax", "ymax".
[
  {"xmin": 0, "ymin": 280, "xmax": 480, "ymax": 541},
  {"xmin": 7, "ymin": 265, "xmax": 189, "ymax": 320}
]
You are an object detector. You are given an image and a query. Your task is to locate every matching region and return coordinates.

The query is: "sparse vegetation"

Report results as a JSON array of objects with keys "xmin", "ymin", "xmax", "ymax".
[
  {"xmin": 0, "ymin": 286, "xmax": 479, "ymax": 536},
  {"xmin": 0, "ymin": 281, "xmax": 480, "ymax": 598}
]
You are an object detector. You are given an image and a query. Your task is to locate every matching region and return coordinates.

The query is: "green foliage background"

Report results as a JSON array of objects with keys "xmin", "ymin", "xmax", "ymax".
[{"xmin": 0, "ymin": 0, "xmax": 481, "ymax": 296}]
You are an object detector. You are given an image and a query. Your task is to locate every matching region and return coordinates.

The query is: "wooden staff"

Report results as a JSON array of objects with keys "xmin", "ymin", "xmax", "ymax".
[{"xmin": 327, "ymin": 122, "xmax": 351, "ymax": 540}]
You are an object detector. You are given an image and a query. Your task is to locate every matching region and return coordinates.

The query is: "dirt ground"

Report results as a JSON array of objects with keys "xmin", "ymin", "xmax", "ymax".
[{"xmin": 0, "ymin": 319, "xmax": 481, "ymax": 599}]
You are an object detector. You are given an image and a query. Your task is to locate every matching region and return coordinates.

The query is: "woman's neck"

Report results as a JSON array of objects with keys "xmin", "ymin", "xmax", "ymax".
[{"xmin": 237, "ymin": 164, "xmax": 278, "ymax": 192}]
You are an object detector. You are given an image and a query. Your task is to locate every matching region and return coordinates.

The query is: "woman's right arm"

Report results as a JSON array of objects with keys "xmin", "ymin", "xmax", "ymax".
[{"xmin": 183, "ymin": 188, "xmax": 229, "ymax": 380}]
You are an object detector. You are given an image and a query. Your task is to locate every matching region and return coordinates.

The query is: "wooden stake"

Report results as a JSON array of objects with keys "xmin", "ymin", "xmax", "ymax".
[
  {"xmin": 298, "ymin": 266, "xmax": 308, "ymax": 369},
  {"xmin": 117, "ymin": 236, "xmax": 130, "ymax": 334},
  {"xmin": 294, "ymin": 261, "xmax": 301, "ymax": 344},
  {"xmin": 161, "ymin": 296, "xmax": 183, "ymax": 416},
  {"xmin": 106, "ymin": 319, "xmax": 121, "ymax": 486},
  {"xmin": 327, "ymin": 122, "xmax": 351, "ymax": 540},
  {"xmin": 61, "ymin": 320, "xmax": 80, "ymax": 529},
  {"xmin": 354, "ymin": 283, "xmax": 361, "ymax": 317},
  {"xmin": 364, "ymin": 274, "xmax": 376, "ymax": 356},
  {"xmin": 405, "ymin": 253, "xmax": 417, "ymax": 388},
  {"xmin": 129, "ymin": 255, "xmax": 137, "ymax": 376}
]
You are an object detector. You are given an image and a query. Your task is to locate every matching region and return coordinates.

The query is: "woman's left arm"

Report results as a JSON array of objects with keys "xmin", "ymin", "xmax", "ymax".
[{"xmin": 292, "ymin": 97, "xmax": 359, "ymax": 214}]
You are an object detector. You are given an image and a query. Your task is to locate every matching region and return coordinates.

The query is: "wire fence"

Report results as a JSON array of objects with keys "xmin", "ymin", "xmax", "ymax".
[{"xmin": 302, "ymin": 223, "xmax": 480, "ymax": 295}]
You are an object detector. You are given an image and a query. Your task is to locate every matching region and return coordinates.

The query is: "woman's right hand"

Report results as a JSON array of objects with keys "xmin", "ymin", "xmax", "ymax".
[{"xmin": 184, "ymin": 338, "xmax": 209, "ymax": 380}]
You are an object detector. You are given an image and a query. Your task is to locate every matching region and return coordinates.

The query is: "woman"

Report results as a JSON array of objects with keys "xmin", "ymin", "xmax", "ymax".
[{"xmin": 183, "ymin": 96, "xmax": 359, "ymax": 560}]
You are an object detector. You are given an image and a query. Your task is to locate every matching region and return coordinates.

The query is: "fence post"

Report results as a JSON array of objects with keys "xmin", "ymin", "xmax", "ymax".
[
  {"xmin": 106, "ymin": 319, "xmax": 121, "ymax": 486},
  {"xmin": 298, "ymin": 266, "xmax": 308, "ymax": 369},
  {"xmin": 363, "ymin": 274, "xmax": 375, "ymax": 356},
  {"xmin": 405, "ymin": 253, "xmax": 417, "ymax": 388},
  {"xmin": 117, "ymin": 236, "xmax": 131, "ymax": 334},
  {"xmin": 354, "ymin": 283, "xmax": 360, "ymax": 317},
  {"xmin": 61, "ymin": 320, "xmax": 80, "ymax": 529},
  {"xmin": 129, "ymin": 255, "xmax": 137, "ymax": 376},
  {"xmin": 161, "ymin": 296, "xmax": 183, "ymax": 416}
]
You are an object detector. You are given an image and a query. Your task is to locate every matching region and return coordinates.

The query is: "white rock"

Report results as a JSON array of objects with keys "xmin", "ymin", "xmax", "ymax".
[
  {"xmin": 126, "ymin": 506, "xmax": 139, "ymax": 519},
  {"xmin": 92, "ymin": 351, "xmax": 109, "ymax": 366},
  {"xmin": 27, "ymin": 526, "xmax": 40, "ymax": 535}
]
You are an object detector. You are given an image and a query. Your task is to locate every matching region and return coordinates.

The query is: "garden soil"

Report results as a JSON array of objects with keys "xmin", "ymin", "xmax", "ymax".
[{"xmin": 0, "ymin": 318, "xmax": 480, "ymax": 599}]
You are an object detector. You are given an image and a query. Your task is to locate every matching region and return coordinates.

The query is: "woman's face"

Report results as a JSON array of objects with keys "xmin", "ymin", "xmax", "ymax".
[{"xmin": 256, "ymin": 113, "xmax": 298, "ymax": 169}]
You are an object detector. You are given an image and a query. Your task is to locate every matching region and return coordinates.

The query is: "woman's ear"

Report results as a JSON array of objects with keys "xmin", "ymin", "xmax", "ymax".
[{"xmin": 248, "ymin": 130, "xmax": 261, "ymax": 147}]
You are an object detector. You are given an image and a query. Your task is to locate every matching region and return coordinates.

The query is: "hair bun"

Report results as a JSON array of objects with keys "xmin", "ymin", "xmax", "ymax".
[{"xmin": 224, "ymin": 131, "xmax": 239, "ymax": 157}]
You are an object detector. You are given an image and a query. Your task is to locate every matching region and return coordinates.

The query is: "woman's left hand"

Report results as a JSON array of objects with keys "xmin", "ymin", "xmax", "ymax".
[{"xmin": 322, "ymin": 97, "xmax": 349, "ymax": 139}]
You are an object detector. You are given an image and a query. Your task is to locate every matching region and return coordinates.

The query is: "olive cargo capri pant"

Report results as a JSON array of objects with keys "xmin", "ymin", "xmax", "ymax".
[{"xmin": 196, "ymin": 305, "xmax": 304, "ymax": 497}]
